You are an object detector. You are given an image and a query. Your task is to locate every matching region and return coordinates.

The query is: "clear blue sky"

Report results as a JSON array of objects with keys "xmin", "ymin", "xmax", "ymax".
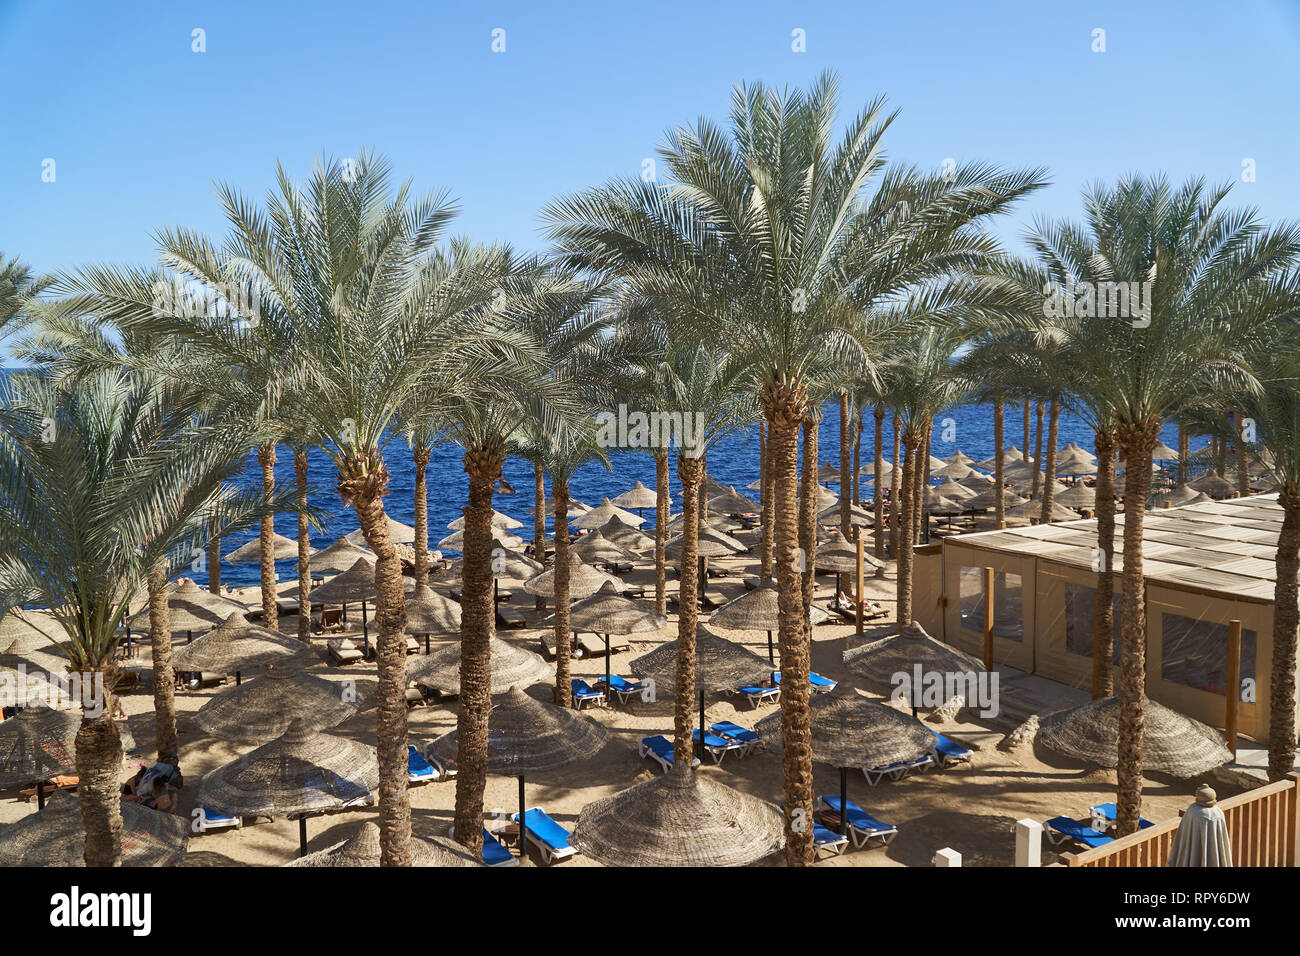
[{"xmin": 4, "ymin": 0, "xmax": 1299, "ymax": 346}]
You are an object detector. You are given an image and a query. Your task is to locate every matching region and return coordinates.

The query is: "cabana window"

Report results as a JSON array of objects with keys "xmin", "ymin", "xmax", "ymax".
[
  {"xmin": 1160, "ymin": 613, "xmax": 1257, "ymax": 698},
  {"xmin": 958, "ymin": 566, "xmax": 1024, "ymax": 641},
  {"xmin": 1064, "ymin": 581, "xmax": 1122, "ymax": 662}
]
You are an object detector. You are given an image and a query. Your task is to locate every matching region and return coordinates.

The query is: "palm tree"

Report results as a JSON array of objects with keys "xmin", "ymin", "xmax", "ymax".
[
  {"xmin": 0, "ymin": 368, "xmax": 283, "ymax": 864},
  {"xmin": 0, "ymin": 254, "xmax": 48, "ymax": 333}
]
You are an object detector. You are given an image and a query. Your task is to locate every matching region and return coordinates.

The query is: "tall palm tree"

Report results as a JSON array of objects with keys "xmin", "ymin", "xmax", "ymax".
[{"xmin": 0, "ymin": 368, "xmax": 284, "ymax": 864}]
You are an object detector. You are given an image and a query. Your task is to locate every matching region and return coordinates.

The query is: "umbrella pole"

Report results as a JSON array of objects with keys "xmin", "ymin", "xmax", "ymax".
[
  {"xmin": 839, "ymin": 767, "xmax": 848, "ymax": 837},
  {"xmin": 518, "ymin": 775, "xmax": 527, "ymax": 860},
  {"xmin": 605, "ymin": 634, "xmax": 611, "ymax": 691},
  {"xmin": 362, "ymin": 601, "xmax": 370, "ymax": 655},
  {"xmin": 766, "ymin": 630, "xmax": 774, "ymax": 665},
  {"xmin": 698, "ymin": 690, "xmax": 706, "ymax": 760},
  {"xmin": 36, "ymin": 778, "xmax": 44, "ymax": 810},
  {"xmin": 236, "ymin": 671, "xmax": 241, "ymax": 686},
  {"xmin": 425, "ymin": 633, "xmax": 430, "ymax": 655},
  {"xmin": 187, "ymin": 629, "xmax": 193, "ymax": 645},
  {"xmin": 342, "ymin": 602, "xmax": 347, "ymax": 624},
  {"xmin": 298, "ymin": 816, "xmax": 308, "ymax": 857}
]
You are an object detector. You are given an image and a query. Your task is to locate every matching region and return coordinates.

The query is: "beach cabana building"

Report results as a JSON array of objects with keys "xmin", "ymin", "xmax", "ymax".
[{"xmin": 914, "ymin": 494, "xmax": 1288, "ymax": 741}]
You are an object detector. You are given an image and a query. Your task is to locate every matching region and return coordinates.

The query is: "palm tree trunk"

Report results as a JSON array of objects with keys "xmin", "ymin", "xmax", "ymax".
[
  {"xmin": 1177, "ymin": 422, "xmax": 1188, "ymax": 485},
  {"xmin": 147, "ymin": 562, "xmax": 178, "ymax": 765},
  {"xmin": 1092, "ymin": 428, "xmax": 1117, "ymax": 697},
  {"xmin": 993, "ymin": 401, "xmax": 1005, "ymax": 527},
  {"xmin": 761, "ymin": 428, "xmax": 776, "ymax": 578},
  {"xmin": 534, "ymin": 462, "xmax": 547, "ymax": 613},
  {"xmin": 76, "ymin": 683, "xmax": 123, "ymax": 867},
  {"xmin": 852, "ymin": 410, "xmax": 862, "ymax": 506},
  {"xmin": 1114, "ymin": 416, "xmax": 1159, "ymax": 835},
  {"xmin": 1039, "ymin": 398, "xmax": 1061, "ymax": 523},
  {"xmin": 765, "ymin": 378, "xmax": 814, "ymax": 868},
  {"xmin": 654, "ymin": 447, "xmax": 669, "ymax": 613},
  {"xmin": 257, "ymin": 443, "xmax": 278, "ymax": 631},
  {"xmin": 342, "ymin": 461, "xmax": 411, "ymax": 866},
  {"xmin": 673, "ymin": 454, "xmax": 704, "ymax": 767},
  {"xmin": 911, "ymin": 422, "xmax": 928, "ymax": 545},
  {"xmin": 1268, "ymin": 486, "xmax": 1300, "ymax": 779},
  {"xmin": 295, "ymin": 451, "xmax": 312, "ymax": 641},
  {"xmin": 1235, "ymin": 411, "xmax": 1250, "ymax": 497},
  {"xmin": 889, "ymin": 415, "xmax": 901, "ymax": 558},
  {"xmin": 413, "ymin": 446, "xmax": 431, "ymax": 588},
  {"xmin": 1022, "ymin": 399, "xmax": 1031, "ymax": 458},
  {"xmin": 1031, "ymin": 402, "xmax": 1044, "ymax": 501},
  {"xmin": 801, "ymin": 416, "xmax": 819, "ymax": 629},
  {"xmin": 897, "ymin": 426, "xmax": 917, "ymax": 625},
  {"xmin": 839, "ymin": 392, "xmax": 851, "ymax": 538},
  {"xmin": 872, "ymin": 407, "xmax": 885, "ymax": 560},
  {"xmin": 552, "ymin": 477, "xmax": 573, "ymax": 707},
  {"xmin": 207, "ymin": 519, "xmax": 222, "ymax": 593},
  {"xmin": 453, "ymin": 439, "xmax": 506, "ymax": 858}
]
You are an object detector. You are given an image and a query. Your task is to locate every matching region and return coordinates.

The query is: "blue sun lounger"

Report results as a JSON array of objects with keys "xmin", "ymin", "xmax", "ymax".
[
  {"xmin": 1044, "ymin": 816, "xmax": 1113, "ymax": 849},
  {"xmin": 813, "ymin": 821, "xmax": 850, "ymax": 858},
  {"xmin": 862, "ymin": 754, "xmax": 933, "ymax": 786},
  {"xmin": 638, "ymin": 734, "xmax": 701, "ymax": 772},
  {"xmin": 407, "ymin": 744, "xmax": 436, "ymax": 784},
  {"xmin": 710, "ymin": 721, "xmax": 761, "ymax": 755},
  {"xmin": 197, "ymin": 807, "xmax": 241, "ymax": 833},
  {"xmin": 595, "ymin": 674, "xmax": 644, "ymax": 705},
  {"xmin": 733, "ymin": 682, "xmax": 779, "ymax": 708},
  {"xmin": 773, "ymin": 671, "xmax": 838, "ymax": 693},
  {"xmin": 481, "ymin": 827, "xmax": 519, "ymax": 867},
  {"xmin": 817, "ymin": 795, "xmax": 898, "ymax": 848},
  {"xmin": 929, "ymin": 730, "xmax": 973, "ymax": 769},
  {"xmin": 513, "ymin": 807, "xmax": 578, "ymax": 865},
  {"xmin": 1089, "ymin": 803, "xmax": 1155, "ymax": 830},
  {"xmin": 692, "ymin": 728, "xmax": 747, "ymax": 763},
  {"xmin": 571, "ymin": 678, "xmax": 606, "ymax": 710}
]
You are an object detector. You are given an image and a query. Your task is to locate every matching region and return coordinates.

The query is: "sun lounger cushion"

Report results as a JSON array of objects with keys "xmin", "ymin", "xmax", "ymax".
[
  {"xmin": 481, "ymin": 828, "xmax": 517, "ymax": 867},
  {"xmin": 817, "ymin": 795, "xmax": 897, "ymax": 846},
  {"xmin": 1045, "ymin": 816, "xmax": 1113, "ymax": 848},
  {"xmin": 710, "ymin": 721, "xmax": 760, "ymax": 747},
  {"xmin": 407, "ymin": 744, "xmax": 436, "ymax": 782},
  {"xmin": 514, "ymin": 808, "xmax": 577, "ymax": 863}
]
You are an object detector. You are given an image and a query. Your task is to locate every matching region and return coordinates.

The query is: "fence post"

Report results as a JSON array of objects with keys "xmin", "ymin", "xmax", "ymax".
[
  {"xmin": 933, "ymin": 847, "xmax": 962, "ymax": 867},
  {"xmin": 1015, "ymin": 818, "xmax": 1042, "ymax": 866},
  {"xmin": 1225, "ymin": 620, "xmax": 1241, "ymax": 757},
  {"xmin": 982, "ymin": 566, "xmax": 995, "ymax": 671}
]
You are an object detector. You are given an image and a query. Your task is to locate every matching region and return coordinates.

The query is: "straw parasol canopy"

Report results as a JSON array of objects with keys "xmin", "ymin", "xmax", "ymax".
[
  {"xmin": 446, "ymin": 545, "xmax": 543, "ymax": 581},
  {"xmin": 708, "ymin": 582, "xmax": 829, "ymax": 633},
  {"xmin": 958, "ymin": 472, "xmax": 993, "ymax": 490},
  {"xmin": 1055, "ymin": 482, "xmax": 1098, "ymax": 510},
  {"xmin": 0, "ymin": 704, "xmax": 79, "ymax": 787},
  {"xmin": 225, "ymin": 532, "xmax": 304, "ymax": 562},
  {"xmin": 814, "ymin": 540, "xmax": 885, "ymax": 572},
  {"xmin": 842, "ymin": 621, "xmax": 984, "ymax": 692},
  {"xmin": 599, "ymin": 516, "xmax": 656, "ymax": 553},
  {"xmin": 702, "ymin": 474, "xmax": 730, "ymax": 498},
  {"xmin": 817, "ymin": 502, "xmax": 874, "ymax": 527},
  {"xmin": 573, "ymin": 498, "xmax": 646, "ymax": 531},
  {"xmin": 931, "ymin": 461, "xmax": 975, "ymax": 481},
  {"xmin": 0, "ymin": 609, "xmax": 65, "ymax": 651},
  {"xmin": 610, "ymin": 481, "xmax": 662, "ymax": 511},
  {"xmin": 344, "ymin": 516, "xmax": 415, "ymax": 546},
  {"xmin": 943, "ymin": 450, "xmax": 976, "ymax": 466},
  {"xmin": 173, "ymin": 613, "xmax": 312, "ymax": 675},
  {"xmin": 437, "ymin": 528, "xmax": 524, "ymax": 551},
  {"xmin": 522, "ymin": 555, "xmax": 623, "ymax": 600},
  {"xmin": 1157, "ymin": 484, "xmax": 1202, "ymax": 507},
  {"xmin": 708, "ymin": 486, "xmax": 760, "ymax": 514},
  {"xmin": 755, "ymin": 684, "xmax": 936, "ymax": 769},
  {"xmin": 527, "ymin": 497, "xmax": 590, "ymax": 517},
  {"xmin": 799, "ymin": 485, "xmax": 839, "ymax": 511},
  {"xmin": 571, "ymin": 770, "xmax": 784, "ymax": 867},
  {"xmin": 562, "ymin": 581, "xmax": 665, "ymax": 636},
  {"xmin": 408, "ymin": 637, "xmax": 549, "ymax": 696},
  {"xmin": 666, "ymin": 525, "xmax": 746, "ymax": 560},
  {"xmin": 924, "ymin": 492, "xmax": 962, "ymax": 514},
  {"xmin": 0, "ymin": 790, "xmax": 190, "ymax": 866},
  {"xmin": 193, "ymin": 668, "xmax": 359, "ymax": 743},
  {"xmin": 198, "ymin": 718, "xmax": 379, "ymax": 817},
  {"xmin": 1037, "ymin": 696, "xmax": 1232, "ymax": 777},
  {"xmin": 127, "ymin": 579, "xmax": 250, "ymax": 632},
  {"xmin": 1188, "ymin": 473, "xmax": 1236, "ymax": 498},
  {"xmin": 496, "ymin": 477, "xmax": 516, "ymax": 495},
  {"xmin": 1151, "ymin": 440, "xmax": 1180, "ymax": 461},
  {"xmin": 428, "ymin": 685, "xmax": 611, "ymax": 776},
  {"xmin": 446, "ymin": 510, "xmax": 524, "ymax": 531},
  {"xmin": 286, "ymin": 821, "xmax": 481, "ymax": 867},
  {"xmin": 934, "ymin": 477, "xmax": 976, "ymax": 500},
  {"xmin": 631, "ymin": 633, "xmax": 773, "ymax": 694},
  {"xmin": 571, "ymin": 530, "xmax": 642, "ymax": 567},
  {"xmin": 816, "ymin": 460, "xmax": 841, "ymax": 482},
  {"xmin": 964, "ymin": 487, "xmax": 1028, "ymax": 511},
  {"xmin": 403, "ymin": 585, "xmax": 462, "ymax": 636},
  {"xmin": 1006, "ymin": 498, "xmax": 1080, "ymax": 522},
  {"xmin": 665, "ymin": 512, "xmax": 744, "ymax": 535},
  {"xmin": 307, "ymin": 557, "xmax": 377, "ymax": 605},
  {"xmin": 1054, "ymin": 458, "xmax": 1098, "ymax": 477},
  {"xmin": 310, "ymin": 537, "xmax": 377, "ymax": 576}
]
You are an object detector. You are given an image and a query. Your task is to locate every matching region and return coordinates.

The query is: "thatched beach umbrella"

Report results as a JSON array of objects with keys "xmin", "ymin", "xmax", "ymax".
[
  {"xmin": 934, "ymin": 477, "xmax": 976, "ymax": 500},
  {"xmin": 965, "ymin": 487, "xmax": 1027, "ymax": 512},
  {"xmin": 842, "ymin": 621, "xmax": 983, "ymax": 711},
  {"xmin": 1152, "ymin": 440, "xmax": 1180, "ymax": 461},
  {"xmin": 599, "ymin": 516, "xmax": 656, "ymax": 553},
  {"xmin": 522, "ymin": 555, "xmax": 623, "ymax": 601},
  {"xmin": 932, "ymin": 461, "xmax": 975, "ymax": 481},
  {"xmin": 0, "ymin": 643, "xmax": 75, "ymax": 710},
  {"xmin": 1054, "ymin": 457, "xmax": 1098, "ymax": 478},
  {"xmin": 308, "ymin": 557, "xmax": 379, "ymax": 652},
  {"xmin": 403, "ymin": 584, "xmax": 462, "ymax": 653},
  {"xmin": 0, "ymin": 790, "xmax": 190, "ymax": 866},
  {"xmin": 816, "ymin": 460, "xmax": 841, "ymax": 484},
  {"xmin": 610, "ymin": 481, "xmax": 662, "ymax": 516},
  {"xmin": 427, "ymin": 685, "xmax": 611, "ymax": 859},
  {"xmin": 1157, "ymin": 484, "xmax": 1202, "ymax": 507},
  {"xmin": 192, "ymin": 668, "xmax": 359, "ymax": 743},
  {"xmin": 1006, "ymin": 497, "xmax": 1079, "ymax": 523},
  {"xmin": 755, "ymin": 684, "xmax": 936, "ymax": 835},
  {"xmin": 817, "ymin": 502, "xmax": 873, "ymax": 528},
  {"xmin": 709, "ymin": 581, "xmax": 828, "ymax": 664},
  {"xmin": 572, "ymin": 769, "xmax": 784, "ymax": 867},
  {"xmin": 447, "ymin": 542, "xmax": 544, "ymax": 581},
  {"xmin": 345, "ymin": 515, "xmax": 414, "ymax": 546},
  {"xmin": 447, "ymin": 509, "xmax": 523, "ymax": 531},
  {"xmin": 127, "ymin": 579, "xmax": 249, "ymax": 636},
  {"xmin": 665, "ymin": 512, "xmax": 744, "ymax": 535},
  {"xmin": 527, "ymin": 496, "xmax": 590, "ymax": 517},
  {"xmin": 173, "ymin": 612, "xmax": 312, "ymax": 683},
  {"xmin": 0, "ymin": 609, "xmax": 65, "ymax": 651},
  {"xmin": 224, "ymin": 532, "xmax": 304, "ymax": 563},
  {"xmin": 407, "ymin": 636, "xmax": 549, "ymax": 697},
  {"xmin": 438, "ymin": 528, "xmax": 524, "ymax": 551},
  {"xmin": 666, "ymin": 525, "xmax": 745, "ymax": 559},
  {"xmin": 560, "ymin": 581, "xmax": 666, "ymax": 688},
  {"xmin": 799, "ymin": 485, "xmax": 838, "ymax": 511},
  {"xmin": 570, "ymin": 530, "xmax": 642, "ymax": 570},
  {"xmin": 198, "ymin": 717, "xmax": 379, "ymax": 856},
  {"xmin": 573, "ymin": 497, "xmax": 646, "ymax": 531},
  {"xmin": 1037, "ymin": 696, "xmax": 1232, "ymax": 777},
  {"xmin": 310, "ymin": 537, "xmax": 377, "ymax": 576},
  {"xmin": 1056, "ymin": 482, "xmax": 1098, "ymax": 511},
  {"xmin": 708, "ymin": 486, "xmax": 759, "ymax": 515},
  {"xmin": 943, "ymin": 450, "xmax": 976, "ymax": 466},
  {"xmin": 0, "ymin": 704, "xmax": 79, "ymax": 807},
  {"xmin": 286, "ymin": 820, "xmax": 481, "ymax": 867},
  {"xmin": 631, "ymin": 633, "xmax": 774, "ymax": 754},
  {"xmin": 1188, "ymin": 473, "xmax": 1236, "ymax": 499}
]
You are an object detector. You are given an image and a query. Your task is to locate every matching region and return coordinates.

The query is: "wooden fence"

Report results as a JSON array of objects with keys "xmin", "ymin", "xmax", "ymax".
[{"xmin": 1061, "ymin": 774, "xmax": 1299, "ymax": 867}]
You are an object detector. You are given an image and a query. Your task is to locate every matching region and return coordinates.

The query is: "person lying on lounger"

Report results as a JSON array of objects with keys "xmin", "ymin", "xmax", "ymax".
[{"xmin": 835, "ymin": 592, "xmax": 883, "ymax": 615}]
